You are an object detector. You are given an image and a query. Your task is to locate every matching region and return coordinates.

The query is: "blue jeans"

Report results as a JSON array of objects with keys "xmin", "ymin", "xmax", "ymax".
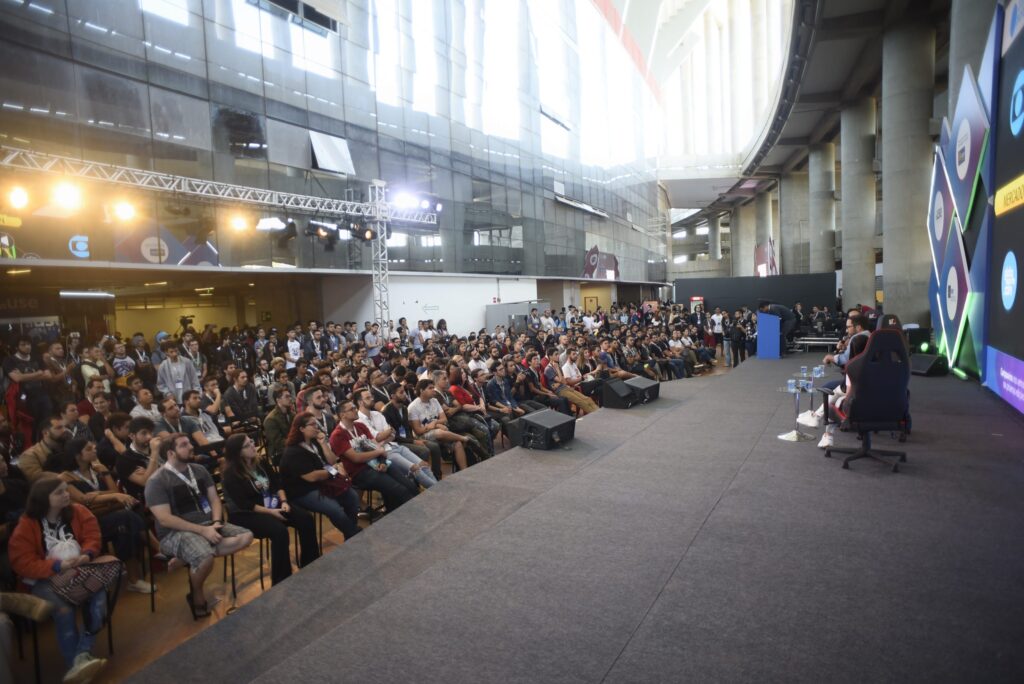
[
  {"xmin": 32, "ymin": 579, "xmax": 107, "ymax": 668},
  {"xmin": 385, "ymin": 443, "xmax": 438, "ymax": 488},
  {"xmin": 292, "ymin": 488, "xmax": 361, "ymax": 540}
]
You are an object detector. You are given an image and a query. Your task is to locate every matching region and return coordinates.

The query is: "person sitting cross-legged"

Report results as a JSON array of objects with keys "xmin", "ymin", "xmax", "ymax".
[{"xmin": 144, "ymin": 433, "xmax": 253, "ymax": 619}]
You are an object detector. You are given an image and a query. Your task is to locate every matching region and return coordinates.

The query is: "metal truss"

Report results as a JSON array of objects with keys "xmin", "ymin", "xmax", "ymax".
[
  {"xmin": 368, "ymin": 180, "xmax": 391, "ymax": 328},
  {"xmin": 0, "ymin": 145, "xmax": 436, "ymax": 226}
]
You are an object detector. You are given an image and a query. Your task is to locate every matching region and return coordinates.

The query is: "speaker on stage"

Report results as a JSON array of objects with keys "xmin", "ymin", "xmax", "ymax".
[
  {"xmin": 602, "ymin": 378, "xmax": 636, "ymax": 409},
  {"xmin": 910, "ymin": 353, "xmax": 949, "ymax": 376},
  {"xmin": 624, "ymin": 376, "xmax": 660, "ymax": 404},
  {"xmin": 518, "ymin": 409, "xmax": 575, "ymax": 449}
]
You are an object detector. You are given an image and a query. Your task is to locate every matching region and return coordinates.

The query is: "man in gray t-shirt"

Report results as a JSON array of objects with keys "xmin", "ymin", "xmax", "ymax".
[{"xmin": 145, "ymin": 433, "xmax": 252, "ymax": 615}]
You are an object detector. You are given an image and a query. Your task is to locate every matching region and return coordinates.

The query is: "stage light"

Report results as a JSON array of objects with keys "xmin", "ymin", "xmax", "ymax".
[
  {"xmin": 420, "ymin": 199, "xmax": 431, "ymax": 210},
  {"xmin": 435, "ymin": 202, "xmax": 443, "ymax": 212},
  {"xmin": 229, "ymin": 214, "xmax": 248, "ymax": 231},
  {"xmin": 316, "ymin": 226, "xmax": 329, "ymax": 238},
  {"xmin": 919, "ymin": 341, "xmax": 929, "ymax": 353},
  {"xmin": 256, "ymin": 217, "xmax": 286, "ymax": 231},
  {"xmin": 112, "ymin": 201, "xmax": 135, "ymax": 221},
  {"xmin": 363, "ymin": 227, "xmax": 376, "ymax": 241},
  {"xmin": 393, "ymin": 192, "xmax": 415, "ymax": 209},
  {"xmin": 8, "ymin": 186, "xmax": 28, "ymax": 210},
  {"xmin": 52, "ymin": 181, "xmax": 82, "ymax": 211}
]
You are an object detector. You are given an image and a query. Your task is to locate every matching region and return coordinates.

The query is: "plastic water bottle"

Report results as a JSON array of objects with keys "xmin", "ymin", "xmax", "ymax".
[
  {"xmin": 800, "ymin": 365, "xmax": 808, "ymax": 376},
  {"xmin": 787, "ymin": 378, "xmax": 796, "ymax": 392}
]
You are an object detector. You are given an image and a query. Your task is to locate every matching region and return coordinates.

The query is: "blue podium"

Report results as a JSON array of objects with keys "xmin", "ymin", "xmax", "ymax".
[{"xmin": 757, "ymin": 312, "xmax": 781, "ymax": 359}]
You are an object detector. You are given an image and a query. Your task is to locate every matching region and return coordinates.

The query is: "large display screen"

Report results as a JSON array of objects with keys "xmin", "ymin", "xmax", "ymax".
[{"xmin": 989, "ymin": 2, "xmax": 1024, "ymax": 411}]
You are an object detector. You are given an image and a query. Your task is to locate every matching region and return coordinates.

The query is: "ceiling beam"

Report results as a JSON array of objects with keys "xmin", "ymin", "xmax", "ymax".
[{"xmin": 817, "ymin": 10, "xmax": 885, "ymax": 41}]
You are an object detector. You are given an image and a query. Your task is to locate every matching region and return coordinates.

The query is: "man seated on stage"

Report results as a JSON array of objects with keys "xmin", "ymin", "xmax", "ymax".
[{"xmin": 146, "ymin": 433, "xmax": 253, "ymax": 618}]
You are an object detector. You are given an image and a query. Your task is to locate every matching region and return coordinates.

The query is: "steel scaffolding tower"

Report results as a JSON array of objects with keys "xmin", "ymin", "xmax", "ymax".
[{"xmin": 0, "ymin": 145, "xmax": 436, "ymax": 327}]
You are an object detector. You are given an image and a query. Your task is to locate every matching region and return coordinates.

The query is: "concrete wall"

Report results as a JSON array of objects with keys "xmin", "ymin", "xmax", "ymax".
[{"xmin": 321, "ymin": 274, "xmax": 538, "ymax": 335}]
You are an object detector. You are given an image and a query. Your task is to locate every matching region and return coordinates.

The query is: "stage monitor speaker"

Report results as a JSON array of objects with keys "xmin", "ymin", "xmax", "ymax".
[
  {"xmin": 602, "ymin": 378, "xmax": 636, "ymax": 409},
  {"xmin": 624, "ymin": 376, "xmax": 660, "ymax": 404},
  {"xmin": 910, "ymin": 353, "xmax": 949, "ymax": 376},
  {"xmin": 518, "ymin": 409, "xmax": 575, "ymax": 449}
]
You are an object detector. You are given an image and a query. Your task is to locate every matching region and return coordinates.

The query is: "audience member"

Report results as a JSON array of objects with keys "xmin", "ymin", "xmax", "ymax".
[
  {"xmin": 145, "ymin": 434, "xmax": 253, "ymax": 618},
  {"xmin": 221, "ymin": 434, "xmax": 319, "ymax": 586}
]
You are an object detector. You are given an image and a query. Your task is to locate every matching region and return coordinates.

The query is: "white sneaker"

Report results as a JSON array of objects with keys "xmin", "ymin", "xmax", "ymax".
[
  {"xmin": 817, "ymin": 432, "xmax": 834, "ymax": 449},
  {"xmin": 63, "ymin": 653, "xmax": 106, "ymax": 684},
  {"xmin": 798, "ymin": 413, "xmax": 821, "ymax": 429},
  {"xmin": 813, "ymin": 405, "xmax": 825, "ymax": 418},
  {"xmin": 125, "ymin": 579, "xmax": 156, "ymax": 594}
]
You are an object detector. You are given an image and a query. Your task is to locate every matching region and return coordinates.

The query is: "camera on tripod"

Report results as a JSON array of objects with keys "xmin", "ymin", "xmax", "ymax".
[{"xmin": 179, "ymin": 315, "xmax": 195, "ymax": 328}]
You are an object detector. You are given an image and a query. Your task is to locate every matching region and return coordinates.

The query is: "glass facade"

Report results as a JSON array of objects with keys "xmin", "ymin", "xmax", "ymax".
[{"xmin": 0, "ymin": 0, "xmax": 668, "ymax": 282}]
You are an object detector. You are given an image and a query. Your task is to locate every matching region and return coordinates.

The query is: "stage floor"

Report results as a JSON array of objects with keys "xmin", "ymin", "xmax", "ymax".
[{"xmin": 136, "ymin": 354, "xmax": 1024, "ymax": 683}]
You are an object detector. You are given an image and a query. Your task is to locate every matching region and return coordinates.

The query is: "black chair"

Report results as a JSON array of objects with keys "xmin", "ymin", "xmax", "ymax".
[{"xmin": 824, "ymin": 328, "xmax": 910, "ymax": 472}]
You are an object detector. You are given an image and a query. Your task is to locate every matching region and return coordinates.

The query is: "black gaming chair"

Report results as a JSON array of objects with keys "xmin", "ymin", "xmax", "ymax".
[{"xmin": 825, "ymin": 328, "xmax": 911, "ymax": 472}]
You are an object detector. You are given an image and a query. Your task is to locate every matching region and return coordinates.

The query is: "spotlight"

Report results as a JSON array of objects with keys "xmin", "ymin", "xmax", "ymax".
[
  {"xmin": 229, "ymin": 214, "xmax": 247, "ymax": 231},
  {"xmin": 276, "ymin": 219, "xmax": 298, "ymax": 248},
  {"xmin": 316, "ymin": 226, "xmax": 329, "ymax": 239},
  {"xmin": 419, "ymin": 199, "xmax": 431, "ymax": 210},
  {"xmin": 52, "ymin": 181, "xmax": 82, "ymax": 211},
  {"xmin": 393, "ymin": 192, "xmax": 415, "ymax": 209},
  {"xmin": 112, "ymin": 201, "xmax": 135, "ymax": 221},
  {"xmin": 919, "ymin": 341, "xmax": 929, "ymax": 353},
  {"xmin": 8, "ymin": 187, "xmax": 29, "ymax": 210},
  {"xmin": 362, "ymin": 226, "xmax": 376, "ymax": 241},
  {"xmin": 435, "ymin": 202, "xmax": 443, "ymax": 212}
]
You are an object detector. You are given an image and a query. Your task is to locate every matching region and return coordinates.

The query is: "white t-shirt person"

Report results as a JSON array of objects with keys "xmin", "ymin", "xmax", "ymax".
[
  {"xmin": 711, "ymin": 313, "xmax": 724, "ymax": 334},
  {"xmin": 286, "ymin": 338, "xmax": 302, "ymax": 370},
  {"xmin": 407, "ymin": 396, "xmax": 443, "ymax": 426}
]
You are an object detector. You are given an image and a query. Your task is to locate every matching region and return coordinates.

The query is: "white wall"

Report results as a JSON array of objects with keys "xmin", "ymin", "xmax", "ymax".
[{"xmin": 321, "ymin": 274, "xmax": 538, "ymax": 335}]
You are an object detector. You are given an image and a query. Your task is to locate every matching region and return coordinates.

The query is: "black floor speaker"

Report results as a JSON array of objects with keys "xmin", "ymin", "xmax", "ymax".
[
  {"xmin": 624, "ymin": 376, "xmax": 660, "ymax": 404},
  {"xmin": 910, "ymin": 353, "xmax": 949, "ymax": 376},
  {"xmin": 602, "ymin": 378, "xmax": 636, "ymax": 409},
  {"xmin": 517, "ymin": 409, "xmax": 575, "ymax": 449}
]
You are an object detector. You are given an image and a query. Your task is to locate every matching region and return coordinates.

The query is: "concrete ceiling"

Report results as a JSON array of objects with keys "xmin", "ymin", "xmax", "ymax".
[{"xmin": 671, "ymin": 0, "xmax": 952, "ymax": 227}]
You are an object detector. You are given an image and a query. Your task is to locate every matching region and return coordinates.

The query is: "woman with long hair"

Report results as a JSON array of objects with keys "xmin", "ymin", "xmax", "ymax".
[
  {"xmin": 9, "ymin": 475, "xmax": 121, "ymax": 684},
  {"xmin": 58, "ymin": 438, "xmax": 149, "ymax": 594},
  {"xmin": 221, "ymin": 434, "xmax": 319, "ymax": 585},
  {"xmin": 278, "ymin": 412, "xmax": 361, "ymax": 540}
]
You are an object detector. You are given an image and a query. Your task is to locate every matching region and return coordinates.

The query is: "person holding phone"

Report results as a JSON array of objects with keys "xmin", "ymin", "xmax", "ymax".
[
  {"xmin": 145, "ymin": 434, "xmax": 253, "ymax": 619},
  {"xmin": 221, "ymin": 434, "xmax": 319, "ymax": 585},
  {"xmin": 279, "ymin": 412, "xmax": 361, "ymax": 541}
]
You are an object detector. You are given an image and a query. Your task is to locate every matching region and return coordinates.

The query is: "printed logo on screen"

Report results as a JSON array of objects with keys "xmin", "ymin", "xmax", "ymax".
[
  {"xmin": 68, "ymin": 235, "xmax": 89, "ymax": 259},
  {"xmin": 946, "ymin": 266, "xmax": 960, "ymax": 321},
  {"xmin": 1011, "ymin": 71, "xmax": 1024, "ymax": 137},
  {"xmin": 1004, "ymin": 251, "xmax": 1019, "ymax": 311},
  {"xmin": 955, "ymin": 119, "xmax": 971, "ymax": 180},
  {"xmin": 140, "ymin": 237, "xmax": 168, "ymax": 264},
  {"xmin": 933, "ymin": 191, "xmax": 945, "ymax": 240}
]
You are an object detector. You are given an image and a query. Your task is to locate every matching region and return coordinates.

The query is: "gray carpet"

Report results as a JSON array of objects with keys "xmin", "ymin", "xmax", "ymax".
[{"xmin": 134, "ymin": 354, "xmax": 1024, "ymax": 683}]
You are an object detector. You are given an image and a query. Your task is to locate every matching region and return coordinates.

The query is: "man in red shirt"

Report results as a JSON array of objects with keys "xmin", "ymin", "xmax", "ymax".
[{"xmin": 329, "ymin": 400, "xmax": 417, "ymax": 514}]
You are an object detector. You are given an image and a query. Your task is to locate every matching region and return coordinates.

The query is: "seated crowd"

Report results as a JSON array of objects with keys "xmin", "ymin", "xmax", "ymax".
[{"xmin": 1, "ymin": 300, "xmax": 741, "ymax": 682}]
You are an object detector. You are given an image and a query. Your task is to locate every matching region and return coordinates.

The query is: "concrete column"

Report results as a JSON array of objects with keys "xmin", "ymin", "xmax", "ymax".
[
  {"xmin": 705, "ymin": 12, "xmax": 723, "ymax": 153},
  {"xmin": 841, "ymin": 98, "xmax": 878, "ymax": 310},
  {"xmin": 948, "ymin": 0, "xmax": 998, "ymax": 118},
  {"xmin": 882, "ymin": 23, "xmax": 935, "ymax": 325},
  {"xmin": 780, "ymin": 172, "xmax": 809, "ymax": 274},
  {"xmin": 729, "ymin": 0, "xmax": 753, "ymax": 151},
  {"xmin": 731, "ymin": 203, "xmax": 756, "ymax": 277},
  {"xmin": 808, "ymin": 142, "xmax": 836, "ymax": 273},
  {"xmin": 755, "ymin": 190, "xmax": 773, "ymax": 250},
  {"xmin": 751, "ymin": 0, "xmax": 769, "ymax": 118},
  {"xmin": 709, "ymin": 214, "xmax": 722, "ymax": 260}
]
